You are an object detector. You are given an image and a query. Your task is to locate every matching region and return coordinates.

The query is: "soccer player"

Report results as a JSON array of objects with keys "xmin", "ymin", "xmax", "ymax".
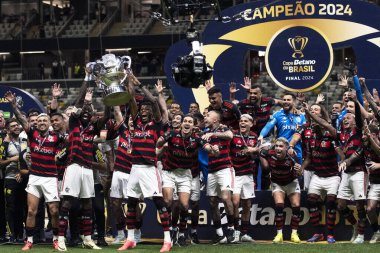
[
  {"xmin": 5, "ymin": 91, "xmax": 63, "ymax": 251},
  {"xmin": 260, "ymin": 137, "xmax": 302, "ymax": 243},
  {"xmin": 109, "ymin": 105, "xmax": 138, "ymax": 244},
  {"xmin": 202, "ymin": 110, "xmax": 235, "ymax": 244},
  {"xmin": 237, "ymin": 77, "xmax": 283, "ymax": 135},
  {"xmin": 119, "ymin": 81, "xmax": 172, "ymax": 252},
  {"xmin": 259, "ymin": 94, "xmax": 306, "ymax": 164},
  {"xmin": 337, "ymin": 109, "xmax": 367, "ymax": 244},
  {"xmin": 157, "ymin": 114, "xmax": 219, "ymax": 246},
  {"xmin": 207, "ymin": 87, "xmax": 241, "ymax": 130},
  {"xmin": 363, "ymin": 123, "xmax": 380, "ymax": 243},
  {"xmin": 230, "ymin": 114, "xmax": 258, "ymax": 242},
  {"xmin": 299, "ymin": 103, "xmax": 344, "ymax": 243},
  {"xmin": 57, "ymin": 88, "xmax": 107, "ymax": 251}
]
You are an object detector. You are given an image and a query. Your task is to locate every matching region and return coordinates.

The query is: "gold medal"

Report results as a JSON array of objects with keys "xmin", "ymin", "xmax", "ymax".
[{"xmin": 127, "ymin": 148, "xmax": 132, "ymax": 154}]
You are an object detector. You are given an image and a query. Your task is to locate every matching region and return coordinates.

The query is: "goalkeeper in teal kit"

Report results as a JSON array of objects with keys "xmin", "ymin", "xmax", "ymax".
[{"xmin": 258, "ymin": 94, "xmax": 306, "ymax": 164}]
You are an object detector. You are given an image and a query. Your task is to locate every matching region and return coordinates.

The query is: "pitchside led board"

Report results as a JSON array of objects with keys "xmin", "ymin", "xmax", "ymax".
[{"xmin": 165, "ymin": 0, "xmax": 380, "ymax": 110}]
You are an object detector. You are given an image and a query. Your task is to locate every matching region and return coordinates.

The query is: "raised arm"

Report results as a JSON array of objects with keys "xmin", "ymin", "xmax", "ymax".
[
  {"xmin": 50, "ymin": 83, "xmax": 63, "ymax": 113},
  {"xmin": 4, "ymin": 91, "xmax": 29, "ymax": 132},
  {"xmin": 303, "ymin": 102, "xmax": 337, "ymax": 138},
  {"xmin": 359, "ymin": 78, "xmax": 380, "ymax": 122},
  {"xmin": 155, "ymin": 79, "xmax": 169, "ymax": 124}
]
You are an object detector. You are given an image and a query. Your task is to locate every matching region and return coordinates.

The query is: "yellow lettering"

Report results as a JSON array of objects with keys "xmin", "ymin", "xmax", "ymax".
[
  {"xmin": 262, "ymin": 6, "xmax": 275, "ymax": 18},
  {"xmin": 294, "ymin": 1, "xmax": 305, "ymax": 15},
  {"xmin": 275, "ymin": 5, "xmax": 285, "ymax": 17},
  {"xmin": 304, "ymin": 3, "xmax": 315, "ymax": 15},
  {"xmin": 252, "ymin": 8, "xmax": 263, "ymax": 19},
  {"xmin": 285, "ymin": 4, "xmax": 293, "ymax": 16}
]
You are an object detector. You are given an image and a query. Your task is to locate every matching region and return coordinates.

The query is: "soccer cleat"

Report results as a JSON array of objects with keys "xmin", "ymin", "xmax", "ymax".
[
  {"xmin": 189, "ymin": 232, "xmax": 200, "ymax": 245},
  {"xmin": 82, "ymin": 239, "xmax": 102, "ymax": 250},
  {"xmin": 291, "ymin": 232, "xmax": 301, "ymax": 243},
  {"xmin": 177, "ymin": 235, "xmax": 187, "ymax": 247},
  {"xmin": 273, "ymin": 233, "xmax": 283, "ymax": 244},
  {"xmin": 57, "ymin": 237, "xmax": 67, "ymax": 251},
  {"xmin": 370, "ymin": 231, "xmax": 380, "ymax": 244},
  {"xmin": 212, "ymin": 235, "xmax": 227, "ymax": 245},
  {"xmin": 307, "ymin": 234, "xmax": 324, "ymax": 243},
  {"xmin": 327, "ymin": 235, "xmax": 336, "ymax": 244},
  {"xmin": 231, "ymin": 230, "xmax": 241, "ymax": 243},
  {"xmin": 226, "ymin": 229, "xmax": 235, "ymax": 243},
  {"xmin": 53, "ymin": 239, "xmax": 59, "ymax": 250},
  {"xmin": 241, "ymin": 234, "xmax": 255, "ymax": 243},
  {"xmin": 352, "ymin": 235, "xmax": 364, "ymax": 244},
  {"xmin": 160, "ymin": 241, "xmax": 172, "ymax": 252},
  {"xmin": 21, "ymin": 241, "xmax": 33, "ymax": 251},
  {"xmin": 350, "ymin": 225, "xmax": 358, "ymax": 242},
  {"xmin": 118, "ymin": 240, "xmax": 136, "ymax": 251},
  {"xmin": 112, "ymin": 234, "xmax": 126, "ymax": 245},
  {"xmin": 134, "ymin": 229, "xmax": 142, "ymax": 244},
  {"xmin": 96, "ymin": 238, "xmax": 108, "ymax": 247}
]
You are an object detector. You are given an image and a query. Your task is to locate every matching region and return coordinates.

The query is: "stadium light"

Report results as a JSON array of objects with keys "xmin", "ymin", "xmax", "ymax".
[
  {"xmin": 105, "ymin": 48, "xmax": 132, "ymax": 52},
  {"xmin": 20, "ymin": 51, "xmax": 45, "ymax": 54}
]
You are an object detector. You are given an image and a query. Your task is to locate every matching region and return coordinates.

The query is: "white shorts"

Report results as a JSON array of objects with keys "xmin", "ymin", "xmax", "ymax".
[
  {"xmin": 207, "ymin": 167, "xmax": 235, "ymax": 197},
  {"xmin": 127, "ymin": 164, "xmax": 163, "ymax": 199},
  {"xmin": 367, "ymin": 183, "xmax": 380, "ymax": 201},
  {"xmin": 308, "ymin": 175, "xmax": 341, "ymax": 196},
  {"xmin": 303, "ymin": 169, "xmax": 314, "ymax": 190},
  {"xmin": 110, "ymin": 171, "xmax": 130, "ymax": 199},
  {"xmin": 233, "ymin": 174, "xmax": 255, "ymax": 199},
  {"xmin": 26, "ymin": 175, "xmax": 60, "ymax": 202},
  {"xmin": 190, "ymin": 176, "xmax": 201, "ymax": 202},
  {"xmin": 162, "ymin": 169, "xmax": 192, "ymax": 194},
  {"xmin": 337, "ymin": 171, "xmax": 367, "ymax": 201},
  {"xmin": 272, "ymin": 179, "xmax": 301, "ymax": 196},
  {"xmin": 60, "ymin": 163, "xmax": 95, "ymax": 198}
]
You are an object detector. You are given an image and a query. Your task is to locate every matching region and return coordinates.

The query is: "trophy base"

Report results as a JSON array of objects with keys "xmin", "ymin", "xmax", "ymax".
[{"xmin": 103, "ymin": 86, "xmax": 131, "ymax": 106}]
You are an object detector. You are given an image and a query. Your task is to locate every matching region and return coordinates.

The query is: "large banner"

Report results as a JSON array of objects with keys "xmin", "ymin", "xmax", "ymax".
[
  {"xmin": 165, "ymin": 0, "xmax": 380, "ymax": 110},
  {"xmin": 0, "ymin": 85, "xmax": 46, "ymax": 117},
  {"xmin": 140, "ymin": 191, "xmax": 374, "ymax": 241}
]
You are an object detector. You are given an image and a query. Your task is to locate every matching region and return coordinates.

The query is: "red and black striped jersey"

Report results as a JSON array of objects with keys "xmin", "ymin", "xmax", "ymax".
[
  {"xmin": 364, "ymin": 145, "xmax": 380, "ymax": 184},
  {"xmin": 238, "ymin": 97, "xmax": 275, "ymax": 134},
  {"xmin": 113, "ymin": 123, "xmax": 132, "ymax": 174},
  {"xmin": 161, "ymin": 130, "xmax": 205, "ymax": 171},
  {"xmin": 340, "ymin": 127, "xmax": 366, "ymax": 173},
  {"xmin": 132, "ymin": 120, "xmax": 163, "ymax": 165},
  {"xmin": 205, "ymin": 126, "xmax": 232, "ymax": 173},
  {"xmin": 306, "ymin": 131, "xmax": 339, "ymax": 177},
  {"xmin": 27, "ymin": 127, "xmax": 63, "ymax": 177},
  {"xmin": 67, "ymin": 117, "xmax": 100, "ymax": 169},
  {"xmin": 56, "ymin": 133, "xmax": 68, "ymax": 180},
  {"xmin": 230, "ymin": 130, "xmax": 258, "ymax": 176},
  {"xmin": 208, "ymin": 101, "xmax": 241, "ymax": 130},
  {"xmin": 260, "ymin": 149, "xmax": 296, "ymax": 186}
]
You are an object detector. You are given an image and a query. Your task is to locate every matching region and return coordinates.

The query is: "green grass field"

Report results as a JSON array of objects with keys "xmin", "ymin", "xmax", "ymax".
[{"xmin": 1, "ymin": 242, "xmax": 379, "ymax": 253}]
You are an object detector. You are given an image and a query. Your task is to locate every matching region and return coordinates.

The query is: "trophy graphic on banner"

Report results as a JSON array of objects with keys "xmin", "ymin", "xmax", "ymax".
[
  {"xmin": 87, "ymin": 54, "xmax": 132, "ymax": 106},
  {"xmin": 288, "ymin": 36, "xmax": 308, "ymax": 59}
]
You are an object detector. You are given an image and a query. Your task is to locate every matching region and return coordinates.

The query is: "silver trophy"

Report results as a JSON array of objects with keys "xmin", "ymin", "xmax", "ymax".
[{"xmin": 87, "ymin": 54, "xmax": 132, "ymax": 106}]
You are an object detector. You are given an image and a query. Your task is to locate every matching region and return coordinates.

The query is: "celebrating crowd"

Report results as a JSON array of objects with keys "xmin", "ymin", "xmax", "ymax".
[{"xmin": 0, "ymin": 66, "xmax": 379, "ymax": 252}]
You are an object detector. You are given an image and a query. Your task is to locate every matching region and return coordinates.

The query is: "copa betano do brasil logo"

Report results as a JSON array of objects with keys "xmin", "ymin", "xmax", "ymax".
[{"xmin": 265, "ymin": 26, "xmax": 333, "ymax": 92}]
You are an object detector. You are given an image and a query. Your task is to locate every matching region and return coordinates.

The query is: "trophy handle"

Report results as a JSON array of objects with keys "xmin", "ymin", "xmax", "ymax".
[{"xmin": 120, "ymin": 56, "xmax": 132, "ymax": 69}]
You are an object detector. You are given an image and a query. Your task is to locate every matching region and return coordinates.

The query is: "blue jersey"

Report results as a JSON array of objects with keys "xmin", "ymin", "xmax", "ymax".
[{"xmin": 260, "ymin": 109, "xmax": 306, "ymax": 163}]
